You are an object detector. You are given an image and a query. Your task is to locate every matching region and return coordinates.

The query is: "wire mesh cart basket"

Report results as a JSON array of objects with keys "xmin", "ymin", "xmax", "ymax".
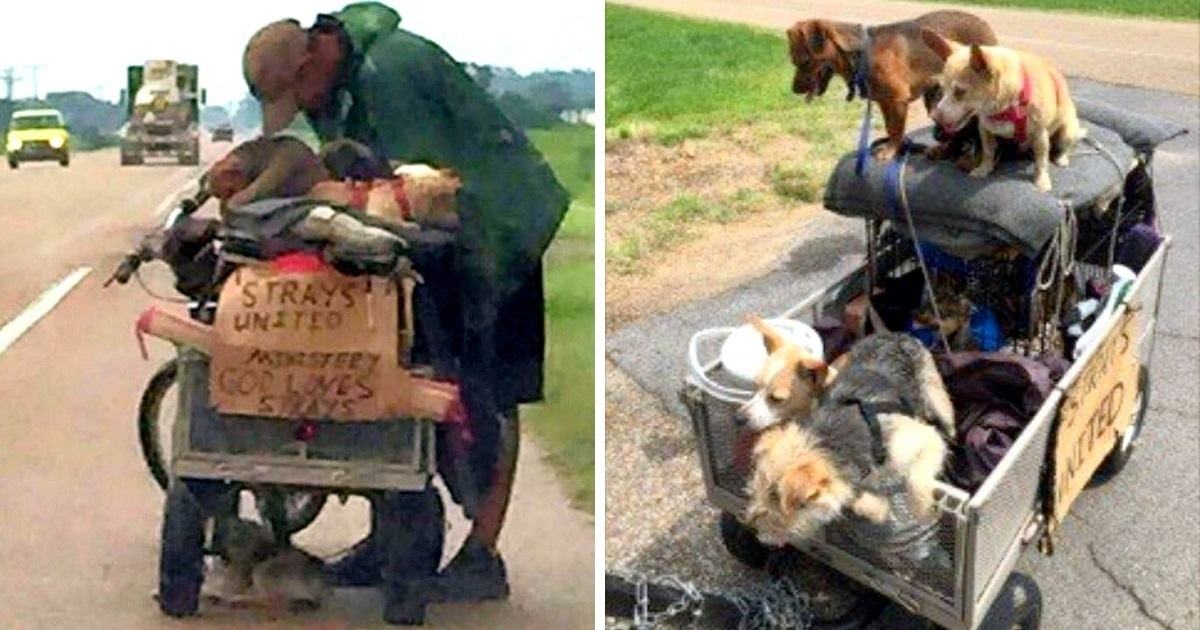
[{"xmin": 681, "ymin": 116, "xmax": 1176, "ymax": 629}]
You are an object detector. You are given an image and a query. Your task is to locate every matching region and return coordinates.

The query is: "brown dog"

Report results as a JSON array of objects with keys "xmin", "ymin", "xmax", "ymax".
[{"xmin": 786, "ymin": 11, "xmax": 996, "ymax": 161}]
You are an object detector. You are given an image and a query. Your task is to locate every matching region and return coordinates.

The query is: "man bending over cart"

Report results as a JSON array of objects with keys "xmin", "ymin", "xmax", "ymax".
[{"xmin": 240, "ymin": 2, "xmax": 569, "ymax": 603}]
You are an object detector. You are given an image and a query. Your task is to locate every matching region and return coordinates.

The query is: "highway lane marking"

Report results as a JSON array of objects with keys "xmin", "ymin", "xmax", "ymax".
[{"xmin": 0, "ymin": 267, "xmax": 93, "ymax": 357}]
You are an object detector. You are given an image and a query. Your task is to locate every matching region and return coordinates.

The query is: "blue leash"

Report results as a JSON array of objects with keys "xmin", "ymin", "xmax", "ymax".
[{"xmin": 853, "ymin": 25, "xmax": 873, "ymax": 176}]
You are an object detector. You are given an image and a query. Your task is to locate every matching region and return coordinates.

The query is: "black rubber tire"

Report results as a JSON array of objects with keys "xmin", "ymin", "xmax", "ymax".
[
  {"xmin": 121, "ymin": 153, "xmax": 143, "ymax": 166},
  {"xmin": 59, "ymin": 153, "xmax": 69, "ymax": 167},
  {"xmin": 140, "ymin": 358, "xmax": 329, "ymax": 535},
  {"xmin": 719, "ymin": 511, "xmax": 772, "ymax": 570},
  {"xmin": 379, "ymin": 487, "xmax": 443, "ymax": 625},
  {"xmin": 1091, "ymin": 366, "xmax": 1150, "ymax": 486},
  {"xmin": 139, "ymin": 359, "xmax": 178, "ymax": 491},
  {"xmin": 980, "ymin": 572, "xmax": 1042, "ymax": 630},
  {"xmin": 7, "ymin": 158, "xmax": 17, "ymax": 169},
  {"xmin": 158, "ymin": 479, "xmax": 218, "ymax": 617}
]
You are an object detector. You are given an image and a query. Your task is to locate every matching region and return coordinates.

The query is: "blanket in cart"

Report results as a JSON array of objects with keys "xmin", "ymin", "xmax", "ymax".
[{"xmin": 823, "ymin": 100, "xmax": 1186, "ymax": 259}]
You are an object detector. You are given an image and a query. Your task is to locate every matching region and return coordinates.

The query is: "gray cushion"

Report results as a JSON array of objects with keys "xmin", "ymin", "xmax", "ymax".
[
  {"xmin": 1075, "ymin": 99, "xmax": 1188, "ymax": 154},
  {"xmin": 823, "ymin": 115, "xmax": 1155, "ymax": 258}
]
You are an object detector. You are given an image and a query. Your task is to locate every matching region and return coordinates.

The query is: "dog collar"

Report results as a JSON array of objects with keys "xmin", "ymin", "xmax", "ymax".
[
  {"xmin": 848, "ymin": 24, "xmax": 872, "ymax": 101},
  {"xmin": 345, "ymin": 180, "xmax": 371, "ymax": 209},
  {"xmin": 987, "ymin": 68, "xmax": 1034, "ymax": 145},
  {"xmin": 342, "ymin": 178, "xmax": 412, "ymax": 221},
  {"xmin": 390, "ymin": 177, "xmax": 413, "ymax": 221}
]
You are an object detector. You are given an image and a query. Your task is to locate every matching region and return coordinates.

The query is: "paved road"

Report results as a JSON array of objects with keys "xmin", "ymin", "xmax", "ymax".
[
  {"xmin": 613, "ymin": 0, "xmax": 1200, "ymax": 96},
  {"xmin": 606, "ymin": 75, "xmax": 1198, "ymax": 630},
  {"xmin": 0, "ymin": 143, "xmax": 593, "ymax": 628}
]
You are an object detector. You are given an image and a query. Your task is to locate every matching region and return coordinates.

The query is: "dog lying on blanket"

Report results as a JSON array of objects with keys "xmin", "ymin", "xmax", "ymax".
[
  {"xmin": 207, "ymin": 135, "xmax": 461, "ymax": 230},
  {"xmin": 744, "ymin": 329, "xmax": 955, "ymax": 546},
  {"xmin": 922, "ymin": 29, "xmax": 1086, "ymax": 192},
  {"xmin": 786, "ymin": 10, "xmax": 996, "ymax": 163}
]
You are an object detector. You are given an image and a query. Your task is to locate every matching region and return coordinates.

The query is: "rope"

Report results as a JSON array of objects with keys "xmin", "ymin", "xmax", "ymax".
[{"xmin": 888, "ymin": 152, "xmax": 952, "ymax": 352}]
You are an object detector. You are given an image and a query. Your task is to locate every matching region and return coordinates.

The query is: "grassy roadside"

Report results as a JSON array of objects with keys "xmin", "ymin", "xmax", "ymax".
[
  {"xmin": 524, "ymin": 123, "xmax": 595, "ymax": 512},
  {"xmin": 606, "ymin": 3, "xmax": 862, "ymax": 145},
  {"xmin": 900, "ymin": 0, "xmax": 1198, "ymax": 20},
  {"xmin": 606, "ymin": 4, "xmax": 864, "ymax": 273}
]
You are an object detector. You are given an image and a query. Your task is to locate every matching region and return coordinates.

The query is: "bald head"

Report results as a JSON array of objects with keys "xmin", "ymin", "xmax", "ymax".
[{"xmin": 243, "ymin": 19, "xmax": 307, "ymax": 102}]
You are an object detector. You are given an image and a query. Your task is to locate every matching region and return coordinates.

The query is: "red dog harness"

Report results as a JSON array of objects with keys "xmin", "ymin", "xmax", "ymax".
[
  {"xmin": 343, "ymin": 178, "xmax": 413, "ymax": 220},
  {"xmin": 987, "ymin": 69, "xmax": 1033, "ymax": 145}
]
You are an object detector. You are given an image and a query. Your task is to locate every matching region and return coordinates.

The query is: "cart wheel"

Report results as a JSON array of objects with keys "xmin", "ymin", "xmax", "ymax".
[
  {"xmin": 1092, "ymin": 367, "xmax": 1150, "ymax": 485},
  {"xmin": 719, "ymin": 511, "xmax": 772, "ymax": 570},
  {"xmin": 158, "ymin": 479, "xmax": 229, "ymax": 617},
  {"xmin": 980, "ymin": 572, "xmax": 1042, "ymax": 630},
  {"xmin": 379, "ymin": 487, "xmax": 443, "ymax": 625},
  {"xmin": 139, "ymin": 359, "xmax": 179, "ymax": 491}
]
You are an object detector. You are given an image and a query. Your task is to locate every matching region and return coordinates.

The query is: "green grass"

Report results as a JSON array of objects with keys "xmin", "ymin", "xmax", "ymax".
[
  {"xmin": 523, "ymin": 124, "xmax": 595, "ymax": 511},
  {"xmin": 900, "ymin": 0, "xmax": 1198, "ymax": 20},
  {"xmin": 605, "ymin": 5, "xmax": 867, "ymax": 273},
  {"xmin": 768, "ymin": 161, "xmax": 824, "ymax": 202},
  {"xmin": 610, "ymin": 190, "xmax": 761, "ymax": 273},
  {"xmin": 606, "ymin": 4, "xmax": 863, "ymax": 146}
]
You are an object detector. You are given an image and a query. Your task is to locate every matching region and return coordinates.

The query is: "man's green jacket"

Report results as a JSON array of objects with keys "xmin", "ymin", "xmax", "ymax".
[{"xmin": 309, "ymin": 2, "xmax": 569, "ymax": 315}]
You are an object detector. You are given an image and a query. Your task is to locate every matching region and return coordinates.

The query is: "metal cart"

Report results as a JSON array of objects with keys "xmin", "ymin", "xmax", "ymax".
[{"xmin": 682, "ymin": 165, "xmax": 1171, "ymax": 629}]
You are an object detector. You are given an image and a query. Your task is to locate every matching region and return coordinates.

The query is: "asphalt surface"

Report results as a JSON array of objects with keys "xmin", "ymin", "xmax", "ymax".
[
  {"xmin": 0, "ymin": 142, "xmax": 593, "ymax": 628},
  {"xmin": 605, "ymin": 78, "xmax": 1199, "ymax": 629}
]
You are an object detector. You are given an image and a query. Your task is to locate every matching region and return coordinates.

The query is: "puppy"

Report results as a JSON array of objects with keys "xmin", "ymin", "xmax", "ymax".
[
  {"xmin": 912, "ymin": 275, "xmax": 977, "ymax": 351},
  {"xmin": 209, "ymin": 135, "xmax": 461, "ymax": 230},
  {"xmin": 308, "ymin": 139, "xmax": 462, "ymax": 230},
  {"xmin": 204, "ymin": 517, "xmax": 329, "ymax": 615},
  {"xmin": 786, "ymin": 11, "xmax": 996, "ymax": 161},
  {"xmin": 744, "ymin": 333, "xmax": 954, "ymax": 546},
  {"xmin": 207, "ymin": 136, "xmax": 328, "ymax": 210},
  {"xmin": 922, "ymin": 30, "xmax": 1086, "ymax": 192},
  {"xmin": 736, "ymin": 315, "xmax": 835, "ymax": 432}
]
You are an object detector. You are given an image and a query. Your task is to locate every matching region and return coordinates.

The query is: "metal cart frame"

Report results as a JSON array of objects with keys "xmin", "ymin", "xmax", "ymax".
[{"xmin": 683, "ymin": 229, "xmax": 1170, "ymax": 630}]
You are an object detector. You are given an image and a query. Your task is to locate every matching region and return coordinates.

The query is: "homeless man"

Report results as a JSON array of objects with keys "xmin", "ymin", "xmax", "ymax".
[{"xmin": 240, "ymin": 2, "xmax": 568, "ymax": 617}]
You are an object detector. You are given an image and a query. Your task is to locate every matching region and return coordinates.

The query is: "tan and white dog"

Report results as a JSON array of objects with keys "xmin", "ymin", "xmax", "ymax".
[
  {"xmin": 736, "ymin": 315, "xmax": 837, "ymax": 432},
  {"xmin": 744, "ymin": 333, "xmax": 955, "ymax": 546},
  {"xmin": 921, "ymin": 29, "xmax": 1085, "ymax": 192},
  {"xmin": 308, "ymin": 164, "xmax": 462, "ymax": 231}
]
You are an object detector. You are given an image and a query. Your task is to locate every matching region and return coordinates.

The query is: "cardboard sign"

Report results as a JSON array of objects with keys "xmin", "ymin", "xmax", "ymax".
[
  {"xmin": 1050, "ymin": 309, "xmax": 1140, "ymax": 528},
  {"xmin": 210, "ymin": 264, "xmax": 399, "ymax": 421}
]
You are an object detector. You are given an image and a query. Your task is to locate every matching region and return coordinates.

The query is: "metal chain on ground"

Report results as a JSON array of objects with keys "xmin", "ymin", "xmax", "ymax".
[{"xmin": 605, "ymin": 571, "xmax": 813, "ymax": 630}]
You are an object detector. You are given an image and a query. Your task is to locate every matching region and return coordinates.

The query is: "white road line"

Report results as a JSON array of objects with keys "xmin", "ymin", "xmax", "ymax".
[{"xmin": 0, "ymin": 267, "xmax": 93, "ymax": 357}]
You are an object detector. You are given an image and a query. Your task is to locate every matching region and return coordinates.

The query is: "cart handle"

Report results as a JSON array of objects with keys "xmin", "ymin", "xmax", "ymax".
[{"xmin": 687, "ymin": 328, "xmax": 755, "ymax": 403}]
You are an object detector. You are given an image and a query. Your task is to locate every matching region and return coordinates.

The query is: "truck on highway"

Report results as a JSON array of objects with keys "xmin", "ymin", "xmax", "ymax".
[{"xmin": 120, "ymin": 60, "xmax": 205, "ymax": 166}]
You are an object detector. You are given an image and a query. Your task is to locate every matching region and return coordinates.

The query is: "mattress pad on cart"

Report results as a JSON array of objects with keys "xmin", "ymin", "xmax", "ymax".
[{"xmin": 823, "ymin": 100, "xmax": 1185, "ymax": 259}]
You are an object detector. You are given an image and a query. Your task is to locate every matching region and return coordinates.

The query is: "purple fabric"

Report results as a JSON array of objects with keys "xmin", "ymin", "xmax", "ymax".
[
  {"xmin": 935, "ymin": 352, "xmax": 1067, "ymax": 492},
  {"xmin": 1117, "ymin": 222, "xmax": 1163, "ymax": 272}
]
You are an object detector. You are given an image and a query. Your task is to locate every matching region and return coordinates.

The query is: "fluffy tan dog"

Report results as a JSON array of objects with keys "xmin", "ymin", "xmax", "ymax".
[{"xmin": 308, "ymin": 164, "xmax": 461, "ymax": 230}]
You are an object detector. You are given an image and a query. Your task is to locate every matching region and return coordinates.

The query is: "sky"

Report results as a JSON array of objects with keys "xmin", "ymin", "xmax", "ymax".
[{"xmin": 0, "ymin": 0, "xmax": 598, "ymax": 108}]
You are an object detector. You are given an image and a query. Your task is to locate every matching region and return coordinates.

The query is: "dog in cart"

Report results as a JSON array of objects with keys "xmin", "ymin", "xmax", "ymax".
[
  {"xmin": 664, "ymin": 40, "xmax": 1181, "ymax": 630},
  {"xmin": 672, "ymin": 104, "xmax": 1176, "ymax": 628}
]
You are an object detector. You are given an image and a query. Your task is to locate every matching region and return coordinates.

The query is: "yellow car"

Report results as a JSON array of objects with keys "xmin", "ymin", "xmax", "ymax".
[{"xmin": 6, "ymin": 108, "xmax": 71, "ymax": 169}]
